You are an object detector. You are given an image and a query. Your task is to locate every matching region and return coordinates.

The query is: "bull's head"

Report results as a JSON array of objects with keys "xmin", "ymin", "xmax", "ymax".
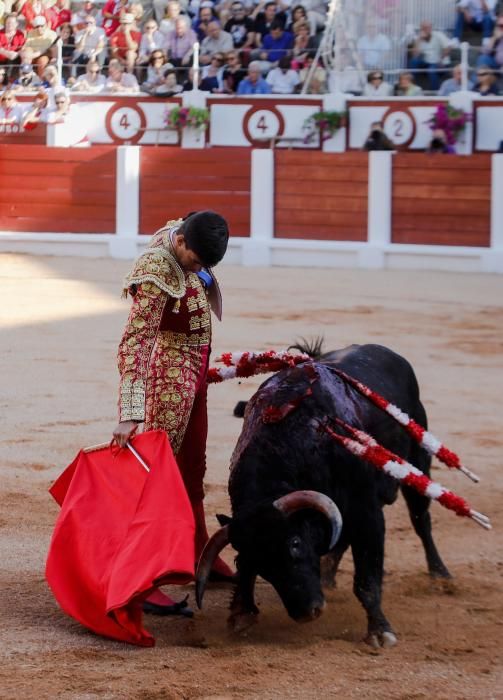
[{"xmin": 196, "ymin": 490, "xmax": 342, "ymax": 622}]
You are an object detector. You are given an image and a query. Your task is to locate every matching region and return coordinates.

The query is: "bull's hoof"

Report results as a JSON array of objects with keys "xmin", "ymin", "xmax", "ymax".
[
  {"xmin": 365, "ymin": 630, "xmax": 398, "ymax": 648},
  {"xmin": 228, "ymin": 611, "xmax": 258, "ymax": 634},
  {"xmin": 429, "ymin": 566, "xmax": 452, "ymax": 580}
]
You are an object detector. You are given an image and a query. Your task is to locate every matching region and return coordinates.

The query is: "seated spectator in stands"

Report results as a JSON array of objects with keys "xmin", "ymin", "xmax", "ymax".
[
  {"xmin": 201, "ymin": 51, "xmax": 225, "ymax": 85},
  {"xmin": 474, "ymin": 66, "xmax": 500, "ymax": 93},
  {"xmin": 300, "ymin": 0, "xmax": 328, "ymax": 34},
  {"xmin": 105, "ymin": 57, "xmax": 140, "ymax": 91},
  {"xmin": 266, "ymin": 54, "xmax": 299, "ymax": 92},
  {"xmin": 165, "ymin": 16, "xmax": 197, "ymax": 66},
  {"xmin": 181, "ymin": 66, "xmax": 201, "ymax": 91},
  {"xmin": 252, "ymin": 1, "xmax": 286, "ymax": 47},
  {"xmin": 394, "ymin": 71, "xmax": 423, "ymax": 96},
  {"xmin": 363, "ymin": 69, "xmax": 393, "ymax": 96},
  {"xmin": 153, "ymin": 67, "xmax": 182, "ymax": 94},
  {"xmin": 199, "ymin": 61, "xmax": 221, "ymax": 90},
  {"xmin": 287, "ymin": 5, "xmax": 314, "ymax": 36},
  {"xmin": 102, "ymin": 0, "xmax": 130, "ymax": 37},
  {"xmin": 22, "ymin": 89, "xmax": 48, "ymax": 128},
  {"xmin": 222, "ymin": 49, "xmax": 246, "ymax": 92},
  {"xmin": 0, "ymin": 89, "xmax": 24, "ymax": 125},
  {"xmin": 73, "ymin": 14, "xmax": 106, "ymax": 69},
  {"xmin": 24, "ymin": 15, "xmax": 58, "ymax": 78},
  {"xmin": 71, "ymin": 59, "xmax": 106, "ymax": 91},
  {"xmin": 454, "ymin": 0, "xmax": 497, "ymax": 44},
  {"xmin": 46, "ymin": 90, "xmax": 71, "ymax": 122},
  {"xmin": 129, "ymin": 2, "xmax": 144, "ymax": 26},
  {"xmin": 137, "ymin": 19, "xmax": 165, "ymax": 66},
  {"xmin": 47, "ymin": 0, "xmax": 72, "ymax": 30},
  {"xmin": 17, "ymin": 0, "xmax": 52, "ymax": 32},
  {"xmin": 200, "ymin": 21, "xmax": 233, "ymax": 64},
  {"xmin": 259, "ymin": 20, "xmax": 293, "ymax": 67},
  {"xmin": 110, "ymin": 12, "xmax": 141, "ymax": 73},
  {"xmin": 237, "ymin": 59, "xmax": 271, "ymax": 93},
  {"xmin": 291, "ymin": 20, "xmax": 316, "ymax": 65},
  {"xmin": 426, "ymin": 128, "xmax": 455, "ymax": 153},
  {"xmin": 224, "ymin": 2, "xmax": 255, "ymax": 53},
  {"xmin": 0, "ymin": 14, "xmax": 26, "ymax": 78},
  {"xmin": 438, "ymin": 63, "xmax": 474, "ymax": 95},
  {"xmin": 477, "ymin": 16, "xmax": 503, "ymax": 70},
  {"xmin": 299, "ymin": 56, "xmax": 327, "ymax": 93},
  {"xmin": 407, "ymin": 20, "xmax": 451, "ymax": 91},
  {"xmin": 159, "ymin": 0, "xmax": 184, "ymax": 35},
  {"xmin": 58, "ymin": 22, "xmax": 75, "ymax": 79},
  {"xmin": 11, "ymin": 47, "xmax": 42, "ymax": 90},
  {"xmin": 140, "ymin": 49, "xmax": 174, "ymax": 92},
  {"xmin": 71, "ymin": 0, "xmax": 99, "ymax": 33},
  {"xmin": 362, "ymin": 121, "xmax": 394, "ymax": 151},
  {"xmin": 192, "ymin": 3, "xmax": 219, "ymax": 43},
  {"xmin": 356, "ymin": 21, "xmax": 391, "ymax": 70},
  {"xmin": 42, "ymin": 64, "xmax": 65, "ymax": 104}
]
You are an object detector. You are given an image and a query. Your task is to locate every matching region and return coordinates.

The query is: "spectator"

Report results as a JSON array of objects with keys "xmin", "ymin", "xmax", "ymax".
[
  {"xmin": 73, "ymin": 14, "xmax": 106, "ymax": 69},
  {"xmin": 259, "ymin": 19, "xmax": 293, "ymax": 67},
  {"xmin": 201, "ymin": 51, "xmax": 225, "ymax": 86},
  {"xmin": 301, "ymin": 0, "xmax": 328, "ymax": 34},
  {"xmin": 291, "ymin": 19, "xmax": 317, "ymax": 65},
  {"xmin": 426, "ymin": 128, "xmax": 455, "ymax": 153},
  {"xmin": 266, "ymin": 53, "xmax": 299, "ymax": 92},
  {"xmin": 394, "ymin": 70, "xmax": 423, "ymax": 96},
  {"xmin": 110, "ymin": 12, "xmax": 141, "ymax": 73},
  {"xmin": 47, "ymin": 0, "xmax": 72, "ymax": 31},
  {"xmin": 286, "ymin": 5, "xmax": 313, "ymax": 36},
  {"xmin": 102, "ymin": 0, "xmax": 129, "ymax": 37},
  {"xmin": 438, "ymin": 63, "xmax": 474, "ymax": 95},
  {"xmin": 140, "ymin": 49, "xmax": 173, "ymax": 92},
  {"xmin": 71, "ymin": 58, "xmax": 106, "ymax": 91},
  {"xmin": 192, "ymin": 3, "xmax": 218, "ymax": 43},
  {"xmin": 356, "ymin": 21, "xmax": 391, "ymax": 70},
  {"xmin": 0, "ymin": 89, "xmax": 24, "ymax": 124},
  {"xmin": 46, "ymin": 90, "xmax": 71, "ymax": 122},
  {"xmin": 153, "ymin": 67, "xmax": 182, "ymax": 94},
  {"xmin": 105, "ymin": 57, "xmax": 140, "ymax": 91},
  {"xmin": 199, "ymin": 60, "xmax": 220, "ymax": 90},
  {"xmin": 22, "ymin": 89, "xmax": 48, "ymax": 128},
  {"xmin": 221, "ymin": 49, "xmax": 246, "ymax": 92},
  {"xmin": 253, "ymin": 1, "xmax": 286, "ymax": 46},
  {"xmin": 17, "ymin": 0, "xmax": 52, "ymax": 32},
  {"xmin": 42, "ymin": 64, "xmax": 67, "ymax": 107},
  {"xmin": 159, "ymin": 0, "xmax": 183, "ymax": 35},
  {"xmin": 299, "ymin": 55, "xmax": 327, "ymax": 93},
  {"xmin": 71, "ymin": 0, "xmax": 99, "ymax": 33},
  {"xmin": 237, "ymin": 58, "xmax": 271, "ymax": 93},
  {"xmin": 363, "ymin": 69, "xmax": 393, "ymax": 96},
  {"xmin": 0, "ymin": 66, "xmax": 6, "ymax": 87},
  {"xmin": 137, "ymin": 19, "xmax": 165, "ymax": 65},
  {"xmin": 224, "ymin": 2, "xmax": 255, "ymax": 51},
  {"xmin": 477, "ymin": 16, "xmax": 503, "ymax": 70},
  {"xmin": 200, "ymin": 21, "xmax": 233, "ymax": 64},
  {"xmin": 363, "ymin": 121, "xmax": 394, "ymax": 151},
  {"xmin": 0, "ymin": 14, "xmax": 26, "ymax": 77},
  {"xmin": 56, "ymin": 23, "xmax": 74, "ymax": 79},
  {"xmin": 408, "ymin": 20, "xmax": 451, "ymax": 91},
  {"xmin": 165, "ymin": 16, "xmax": 197, "ymax": 66},
  {"xmin": 24, "ymin": 15, "xmax": 58, "ymax": 78},
  {"xmin": 11, "ymin": 47, "xmax": 42, "ymax": 90},
  {"xmin": 454, "ymin": 0, "xmax": 497, "ymax": 45},
  {"xmin": 474, "ymin": 66, "xmax": 500, "ymax": 93}
]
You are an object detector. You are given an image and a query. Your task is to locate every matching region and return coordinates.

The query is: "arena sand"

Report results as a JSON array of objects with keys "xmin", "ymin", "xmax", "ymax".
[{"xmin": 1, "ymin": 253, "xmax": 502, "ymax": 700}]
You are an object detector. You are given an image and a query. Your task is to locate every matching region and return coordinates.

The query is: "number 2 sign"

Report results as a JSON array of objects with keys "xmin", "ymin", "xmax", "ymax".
[{"xmin": 382, "ymin": 107, "xmax": 416, "ymax": 148}]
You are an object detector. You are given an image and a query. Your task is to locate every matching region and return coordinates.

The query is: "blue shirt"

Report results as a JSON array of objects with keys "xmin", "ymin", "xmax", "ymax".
[
  {"xmin": 237, "ymin": 77, "xmax": 271, "ymax": 94},
  {"xmin": 262, "ymin": 31, "xmax": 294, "ymax": 63}
]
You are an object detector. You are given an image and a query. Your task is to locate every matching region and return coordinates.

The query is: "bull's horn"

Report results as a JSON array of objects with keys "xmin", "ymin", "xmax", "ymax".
[
  {"xmin": 273, "ymin": 490, "xmax": 343, "ymax": 550},
  {"xmin": 195, "ymin": 525, "xmax": 230, "ymax": 609}
]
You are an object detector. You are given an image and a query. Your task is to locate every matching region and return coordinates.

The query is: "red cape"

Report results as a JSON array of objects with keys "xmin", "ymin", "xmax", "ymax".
[{"xmin": 46, "ymin": 430, "xmax": 195, "ymax": 647}]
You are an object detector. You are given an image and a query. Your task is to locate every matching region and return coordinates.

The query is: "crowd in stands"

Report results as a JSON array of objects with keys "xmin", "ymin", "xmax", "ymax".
[{"xmin": 0, "ymin": 0, "xmax": 502, "ymax": 127}]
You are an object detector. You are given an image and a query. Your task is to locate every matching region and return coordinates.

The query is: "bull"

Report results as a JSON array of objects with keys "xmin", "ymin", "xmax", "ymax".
[{"xmin": 196, "ymin": 342, "xmax": 451, "ymax": 647}]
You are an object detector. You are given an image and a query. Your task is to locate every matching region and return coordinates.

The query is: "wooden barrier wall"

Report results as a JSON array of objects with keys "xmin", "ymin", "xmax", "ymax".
[
  {"xmin": 139, "ymin": 148, "xmax": 251, "ymax": 236},
  {"xmin": 274, "ymin": 151, "xmax": 368, "ymax": 241},
  {"xmin": 392, "ymin": 154, "xmax": 491, "ymax": 247},
  {"xmin": 0, "ymin": 145, "xmax": 116, "ymax": 233}
]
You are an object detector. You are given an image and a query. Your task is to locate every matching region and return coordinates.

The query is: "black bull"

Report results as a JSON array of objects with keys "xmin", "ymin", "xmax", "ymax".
[{"xmin": 196, "ymin": 343, "xmax": 451, "ymax": 647}]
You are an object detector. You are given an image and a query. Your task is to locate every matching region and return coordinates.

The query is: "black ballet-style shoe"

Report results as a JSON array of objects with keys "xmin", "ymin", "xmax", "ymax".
[{"xmin": 142, "ymin": 594, "xmax": 194, "ymax": 618}]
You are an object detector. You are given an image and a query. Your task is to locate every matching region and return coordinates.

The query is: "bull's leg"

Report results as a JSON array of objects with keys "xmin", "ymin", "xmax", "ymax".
[
  {"xmin": 228, "ymin": 559, "xmax": 258, "ymax": 633},
  {"xmin": 402, "ymin": 440, "xmax": 451, "ymax": 579},
  {"xmin": 351, "ymin": 509, "xmax": 397, "ymax": 648}
]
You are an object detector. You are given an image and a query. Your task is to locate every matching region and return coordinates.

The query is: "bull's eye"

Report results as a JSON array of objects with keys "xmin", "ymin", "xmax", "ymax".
[{"xmin": 289, "ymin": 536, "xmax": 302, "ymax": 558}]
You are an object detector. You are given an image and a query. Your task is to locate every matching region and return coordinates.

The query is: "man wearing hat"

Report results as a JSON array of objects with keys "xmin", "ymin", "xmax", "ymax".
[
  {"xmin": 24, "ymin": 14, "xmax": 58, "ymax": 77},
  {"xmin": 109, "ymin": 12, "xmax": 141, "ymax": 73}
]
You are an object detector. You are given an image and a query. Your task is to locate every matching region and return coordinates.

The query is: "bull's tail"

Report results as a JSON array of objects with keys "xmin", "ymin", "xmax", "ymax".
[{"xmin": 288, "ymin": 337, "xmax": 325, "ymax": 360}]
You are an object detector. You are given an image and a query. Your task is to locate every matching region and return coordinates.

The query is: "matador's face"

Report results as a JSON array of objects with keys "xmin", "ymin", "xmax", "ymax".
[{"xmin": 172, "ymin": 233, "xmax": 204, "ymax": 273}]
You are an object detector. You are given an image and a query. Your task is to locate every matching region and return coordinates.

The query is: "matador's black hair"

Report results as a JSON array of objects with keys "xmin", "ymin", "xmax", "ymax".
[{"xmin": 181, "ymin": 210, "xmax": 229, "ymax": 267}]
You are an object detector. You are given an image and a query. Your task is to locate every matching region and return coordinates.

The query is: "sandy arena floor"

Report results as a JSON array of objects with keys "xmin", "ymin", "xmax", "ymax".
[{"xmin": 1, "ymin": 253, "xmax": 502, "ymax": 700}]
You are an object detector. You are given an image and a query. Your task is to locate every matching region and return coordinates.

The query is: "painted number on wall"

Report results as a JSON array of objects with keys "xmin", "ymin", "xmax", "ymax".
[
  {"xmin": 383, "ymin": 110, "xmax": 415, "ymax": 146},
  {"xmin": 105, "ymin": 104, "xmax": 147, "ymax": 144}
]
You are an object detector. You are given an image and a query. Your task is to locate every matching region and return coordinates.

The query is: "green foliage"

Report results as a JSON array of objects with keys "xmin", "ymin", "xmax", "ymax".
[
  {"xmin": 166, "ymin": 106, "xmax": 210, "ymax": 130},
  {"xmin": 303, "ymin": 110, "xmax": 347, "ymax": 143}
]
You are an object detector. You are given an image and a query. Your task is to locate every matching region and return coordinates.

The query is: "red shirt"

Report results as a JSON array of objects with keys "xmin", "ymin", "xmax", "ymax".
[
  {"xmin": 110, "ymin": 28, "xmax": 141, "ymax": 58},
  {"xmin": 102, "ymin": 0, "xmax": 128, "ymax": 37},
  {"xmin": 21, "ymin": 2, "xmax": 52, "ymax": 31},
  {"xmin": 46, "ymin": 7, "xmax": 72, "ymax": 30},
  {"xmin": 0, "ymin": 29, "xmax": 26, "ymax": 62}
]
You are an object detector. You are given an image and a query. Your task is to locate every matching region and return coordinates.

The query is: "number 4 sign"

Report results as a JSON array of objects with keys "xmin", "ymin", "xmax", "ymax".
[
  {"xmin": 242, "ymin": 105, "xmax": 285, "ymax": 146},
  {"xmin": 105, "ymin": 103, "xmax": 147, "ymax": 144}
]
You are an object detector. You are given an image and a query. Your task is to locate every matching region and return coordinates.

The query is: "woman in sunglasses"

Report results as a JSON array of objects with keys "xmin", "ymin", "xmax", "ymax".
[
  {"xmin": 474, "ymin": 67, "xmax": 500, "ymax": 95},
  {"xmin": 140, "ymin": 49, "xmax": 174, "ymax": 93},
  {"xmin": 363, "ymin": 69, "xmax": 392, "ymax": 96}
]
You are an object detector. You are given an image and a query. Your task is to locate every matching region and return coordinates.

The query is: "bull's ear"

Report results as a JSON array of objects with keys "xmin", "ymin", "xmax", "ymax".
[{"xmin": 216, "ymin": 513, "xmax": 232, "ymax": 526}]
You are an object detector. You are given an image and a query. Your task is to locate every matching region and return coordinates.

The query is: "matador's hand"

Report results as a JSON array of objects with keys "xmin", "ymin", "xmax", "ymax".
[{"xmin": 113, "ymin": 420, "xmax": 140, "ymax": 448}]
